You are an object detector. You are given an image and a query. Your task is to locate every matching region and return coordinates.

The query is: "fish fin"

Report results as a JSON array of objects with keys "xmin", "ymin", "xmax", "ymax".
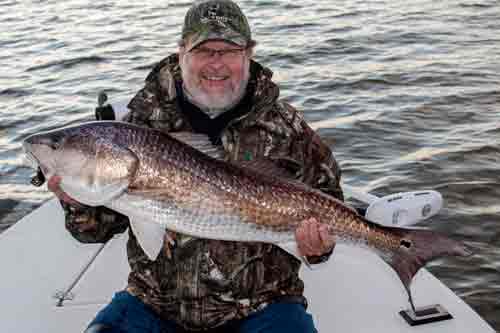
[
  {"xmin": 60, "ymin": 139, "xmax": 138, "ymax": 206},
  {"xmin": 235, "ymin": 157, "xmax": 299, "ymax": 180},
  {"xmin": 169, "ymin": 132, "xmax": 225, "ymax": 160},
  {"xmin": 170, "ymin": 132, "xmax": 329, "ymax": 197},
  {"xmin": 386, "ymin": 228, "xmax": 473, "ymax": 293},
  {"xmin": 128, "ymin": 216, "xmax": 166, "ymax": 261}
]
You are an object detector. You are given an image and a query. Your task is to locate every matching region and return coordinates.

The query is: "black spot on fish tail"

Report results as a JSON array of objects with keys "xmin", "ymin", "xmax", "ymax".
[
  {"xmin": 388, "ymin": 229, "xmax": 473, "ymax": 292},
  {"xmin": 400, "ymin": 239, "xmax": 412, "ymax": 249}
]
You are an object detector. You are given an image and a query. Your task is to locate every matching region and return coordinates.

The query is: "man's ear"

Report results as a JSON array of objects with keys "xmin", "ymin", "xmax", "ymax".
[
  {"xmin": 179, "ymin": 46, "xmax": 186, "ymax": 60},
  {"xmin": 246, "ymin": 46, "xmax": 255, "ymax": 58}
]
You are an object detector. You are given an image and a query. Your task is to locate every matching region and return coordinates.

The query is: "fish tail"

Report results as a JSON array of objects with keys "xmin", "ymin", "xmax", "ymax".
[{"xmin": 387, "ymin": 228, "xmax": 473, "ymax": 293}]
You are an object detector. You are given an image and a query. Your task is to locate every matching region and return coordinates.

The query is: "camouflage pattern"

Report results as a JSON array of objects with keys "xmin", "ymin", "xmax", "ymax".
[
  {"xmin": 182, "ymin": 0, "xmax": 253, "ymax": 50},
  {"xmin": 62, "ymin": 53, "xmax": 343, "ymax": 331},
  {"xmin": 61, "ymin": 202, "xmax": 128, "ymax": 244}
]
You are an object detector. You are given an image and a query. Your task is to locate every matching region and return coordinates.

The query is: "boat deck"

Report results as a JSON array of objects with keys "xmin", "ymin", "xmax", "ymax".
[{"xmin": 0, "ymin": 199, "xmax": 494, "ymax": 332}]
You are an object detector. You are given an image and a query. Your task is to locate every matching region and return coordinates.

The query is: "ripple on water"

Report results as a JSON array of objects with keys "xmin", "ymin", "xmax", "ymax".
[
  {"xmin": 1, "ymin": 0, "xmax": 500, "ymax": 329},
  {"xmin": 25, "ymin": 55, "xmax": 109, "ymax": 72}
]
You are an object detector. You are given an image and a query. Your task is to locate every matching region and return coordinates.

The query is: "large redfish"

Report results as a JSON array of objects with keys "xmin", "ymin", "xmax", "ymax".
[{"xmin": 23, "ymin": 121, "xmax": 471, "ymax": 305}]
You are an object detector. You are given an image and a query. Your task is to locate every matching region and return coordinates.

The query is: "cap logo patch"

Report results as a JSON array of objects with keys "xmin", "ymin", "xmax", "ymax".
[{"xmin": 201, "ymin": 3, "xmax": 229, "ymax": 26}]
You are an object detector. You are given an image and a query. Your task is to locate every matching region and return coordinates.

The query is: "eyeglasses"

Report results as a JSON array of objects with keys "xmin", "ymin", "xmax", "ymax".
[{"xmin": 189, "ymin": 47, "xmax": 247, "ymax": 61}]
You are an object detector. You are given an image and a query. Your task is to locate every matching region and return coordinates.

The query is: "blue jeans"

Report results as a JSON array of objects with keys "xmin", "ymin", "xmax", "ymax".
[{"xmin": 86, "ymin": 291, "xmax": 317, "ymax": 333}]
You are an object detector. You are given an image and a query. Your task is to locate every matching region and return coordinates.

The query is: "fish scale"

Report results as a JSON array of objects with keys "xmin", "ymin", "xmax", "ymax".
[{"xmin": 23, "ymin": 121, "xmax": 472, "ymax": 310}]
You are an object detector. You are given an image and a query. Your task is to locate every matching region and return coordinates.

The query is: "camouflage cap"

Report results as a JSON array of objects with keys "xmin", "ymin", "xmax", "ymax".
[{"xmin": 182, "ymin": 0, "xmax": 253, "ymax": 51}]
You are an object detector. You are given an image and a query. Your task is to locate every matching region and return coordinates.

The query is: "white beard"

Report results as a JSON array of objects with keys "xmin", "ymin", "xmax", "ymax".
[{"xmin": 180, "ymin": 56, "xmax": 251, "ymax": 118}]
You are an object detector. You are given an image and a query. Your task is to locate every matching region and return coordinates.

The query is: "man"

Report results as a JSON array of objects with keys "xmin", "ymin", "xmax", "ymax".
[{"xmin": 49, "ymin": 1, "xmax": 343, "ymax": 332}]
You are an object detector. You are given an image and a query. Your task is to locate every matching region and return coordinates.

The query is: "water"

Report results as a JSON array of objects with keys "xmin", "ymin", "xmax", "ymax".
[{"xmin": 1, "ymin": 0, "xmax": 499, "ymax": 329}]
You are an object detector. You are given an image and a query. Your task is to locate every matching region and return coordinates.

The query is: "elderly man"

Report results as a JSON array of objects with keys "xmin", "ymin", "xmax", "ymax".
[{"xmin": 50, "ymin": 1, "xmax": 343, "ymax": 332}]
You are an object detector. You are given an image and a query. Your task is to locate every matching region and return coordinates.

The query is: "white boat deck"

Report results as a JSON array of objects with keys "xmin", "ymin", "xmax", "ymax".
[{"xmin": 0, "ymin": 198, "xmax": 494, "ymax": 332}]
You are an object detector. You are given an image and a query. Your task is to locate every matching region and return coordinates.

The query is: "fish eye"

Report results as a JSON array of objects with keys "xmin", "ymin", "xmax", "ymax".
[
  {"xmin": 48, "ymin": 135, "xmax": 65, "ymax": 150},
  {"xmin": 49, "ymin": 139, "xmax": 61, "ymax": 150},
  {"xmin": 400, "ymin": 239, "xmax": 412, "ymax": 249}
]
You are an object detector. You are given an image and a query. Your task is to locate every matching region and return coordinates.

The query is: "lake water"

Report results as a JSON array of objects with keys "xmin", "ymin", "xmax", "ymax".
[{"xmin": 1, "ymin": 0, "xmax": 499, "ymax": 330}]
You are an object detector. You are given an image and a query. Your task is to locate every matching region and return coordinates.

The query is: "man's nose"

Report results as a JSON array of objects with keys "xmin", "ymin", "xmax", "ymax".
[{"xmin": 207, "ymin": 53, "xmax": 225, "ymax": 66}]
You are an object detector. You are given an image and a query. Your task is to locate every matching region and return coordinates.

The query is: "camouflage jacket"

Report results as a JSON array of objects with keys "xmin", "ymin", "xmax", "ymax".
[{"xmin": 62, "ymin": 54, "xmax": 343, "ymax": 331}]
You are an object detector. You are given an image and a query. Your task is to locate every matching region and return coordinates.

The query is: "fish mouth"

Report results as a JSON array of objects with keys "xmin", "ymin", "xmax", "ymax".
[
  {"xmin": 23, "ymin": 140, "xmax": 49, "ymax": 187},
  {"xmin": 22, "ymin": 141, "xmax": 39, "ymax": 169},
  {"xmin": 26, "ymin": 152, "xmax": 39, "ymax": 169},
  {"xmin": 23, "ymin": 146, "xmax": 48, "ymax": 187}
]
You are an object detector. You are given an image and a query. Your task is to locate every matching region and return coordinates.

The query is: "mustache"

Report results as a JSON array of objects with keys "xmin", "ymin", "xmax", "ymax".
[{"xmin": 200, "ymin": 70, "xmax": 231, "ymax": 77}]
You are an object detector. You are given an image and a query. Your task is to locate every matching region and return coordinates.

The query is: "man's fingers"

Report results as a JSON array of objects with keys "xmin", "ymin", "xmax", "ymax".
[
  {"xmin": 47, "ymin": 175, "xmax": 62, "ymax": 193},
  {"xmin": 295, "ymin": 224, "xmax": 308, "ymax": 255},
  {"xmin": 295, "ymin": 218, "xmax": 337, "ymax": 257},
  {"xmin": 296, "ymin": 218, "xmax": 333, "ymax": 257},
  {"xmin": 47, "ymin": 176, "xmax": 67, "ymax": 200},
  {"xmin": 47, "ymin": 175, "xmax": 81, "ymax": 206},
  {"xmin": 306, "ymin": 220, "xmax": 324, "ymax": 256},
  {"xmin": 319, "ymin": 224, "xmax": 336, "ymax": 251},
  {"xmin": 295, "ymin": 222, "xmax": 310, "ymax": 256}
]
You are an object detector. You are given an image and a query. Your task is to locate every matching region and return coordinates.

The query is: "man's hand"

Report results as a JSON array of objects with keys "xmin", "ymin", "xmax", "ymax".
[
  {"xmin": 295, "ymin": 217, "xmax": 335, "ymax": 257},
  {"xmin": 47, "ymin": 175, "xmax": 83, "ymax": 207}
]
